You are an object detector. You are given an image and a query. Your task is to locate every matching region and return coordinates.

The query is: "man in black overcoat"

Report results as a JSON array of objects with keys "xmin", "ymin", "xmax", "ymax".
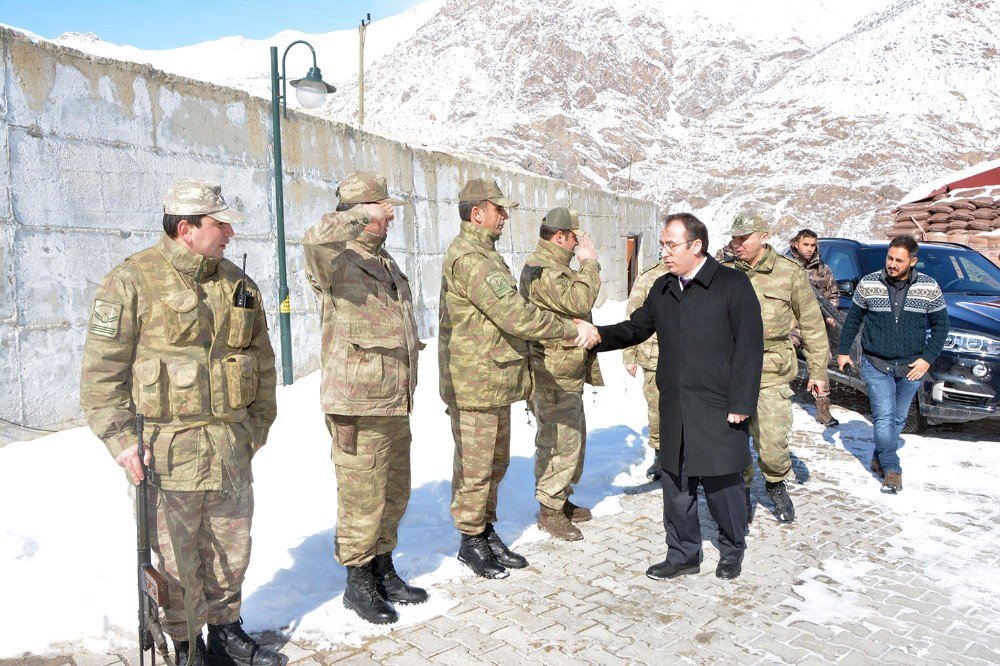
[{"xmin": 593, "ymin": 213, "xmax": 763, "ymax": 580}]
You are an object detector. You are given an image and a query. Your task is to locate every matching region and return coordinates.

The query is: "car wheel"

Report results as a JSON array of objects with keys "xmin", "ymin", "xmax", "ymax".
[{"xmin": 901, "ymin": 400, "xmax": 927, "ymax": 434}]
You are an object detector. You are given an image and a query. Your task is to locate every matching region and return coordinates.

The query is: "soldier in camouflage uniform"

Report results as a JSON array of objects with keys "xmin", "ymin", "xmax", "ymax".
[
  {"xmin": 519, "ymin": 207, "xmax": 604, "ymax": 541},
  {"xmin": 303, "ymin": 172, "xmax": 426, "ymax": 625},
  {"xmin": 80, "ymin": 179, "xmax": 280, "ymax": 666},
  {"xmin": 623, "ymin": 239, "xmax": 669, "ymax": 482},
  {"xmin": 439, "ymin": 179, "xmax": 599, "ymax": 579},
  {"xmin": 789, "ymin": 228, "xmax": 840, "ymax": 427},
  {"xmin": 726, "ymin": 214, "xmax": 829, "ymax": 525}
]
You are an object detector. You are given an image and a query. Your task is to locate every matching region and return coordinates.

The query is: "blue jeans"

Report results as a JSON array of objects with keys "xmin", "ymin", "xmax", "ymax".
[{"xmin": 859, "ymin": 355, "xmax": 921, "ymax": 474}]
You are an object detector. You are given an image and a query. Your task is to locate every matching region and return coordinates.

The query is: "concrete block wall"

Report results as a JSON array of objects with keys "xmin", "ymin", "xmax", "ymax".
[{"xmin": 0, "ymin": 27, "xmax": 659, "ymax": 439}]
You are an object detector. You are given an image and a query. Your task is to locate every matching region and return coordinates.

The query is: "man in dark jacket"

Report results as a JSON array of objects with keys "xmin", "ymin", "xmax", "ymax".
[{"xmin": 593, "ymin": 213, "xmax": 763, "ymax": 581}]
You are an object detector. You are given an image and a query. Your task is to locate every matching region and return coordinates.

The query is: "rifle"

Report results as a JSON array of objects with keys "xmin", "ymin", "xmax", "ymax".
[{"xmin": 135, "ymin": 414, "xmax": 170, "ymax": 665}]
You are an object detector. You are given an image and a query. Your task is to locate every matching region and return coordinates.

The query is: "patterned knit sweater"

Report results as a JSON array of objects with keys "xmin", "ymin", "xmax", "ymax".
[{"xmin": 838, "ymin": 269, "xmax": 949, "ymax": 365}]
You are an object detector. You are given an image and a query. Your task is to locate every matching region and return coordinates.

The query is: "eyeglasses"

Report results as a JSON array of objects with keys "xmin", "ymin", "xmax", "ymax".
[{"xmin": 659, "ymin": 239, "xmax": 694, "ymax": 255}]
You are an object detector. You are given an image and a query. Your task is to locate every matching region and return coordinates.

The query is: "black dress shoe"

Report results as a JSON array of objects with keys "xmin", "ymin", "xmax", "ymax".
[
  {"xmin": 645, "ymin": 558, "xmax": 700, "ymax": 580},
  {"xmin": 716, "ymin": 558, "xmax": 742, "ymax": 580}
]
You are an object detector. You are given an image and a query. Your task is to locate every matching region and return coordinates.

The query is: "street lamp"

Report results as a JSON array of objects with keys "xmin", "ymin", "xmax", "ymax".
[{"xmin": 269, "ymin": 40, "xmax": 336, "ymax": 385}]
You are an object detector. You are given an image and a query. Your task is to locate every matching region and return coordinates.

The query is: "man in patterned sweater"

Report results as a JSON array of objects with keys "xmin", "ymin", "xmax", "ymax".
[{"xmin": 837, "ymin": 236, "xmax": 949, "ymax": 493}]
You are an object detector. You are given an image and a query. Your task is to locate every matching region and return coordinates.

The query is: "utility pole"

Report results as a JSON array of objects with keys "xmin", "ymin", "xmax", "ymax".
[{"xmin": 359, "ymin": 13, "xmax": 371, "ymax": 126}]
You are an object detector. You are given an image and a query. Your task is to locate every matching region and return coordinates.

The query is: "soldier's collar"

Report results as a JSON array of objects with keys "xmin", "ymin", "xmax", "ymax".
[
  {"xmin": 354, "ymin": 230, "xmax": 386, "ymax": 254},
  {"xmin": 536, "ymin": 238, "xmax": 574, "ymax": 266},
  {"xmin": 460, "ymin": 221, "xmax": 498, "ymax": 247},
  {"xmin": 159, "ymin": 233, "xmax": 220, "ymax": 281}
]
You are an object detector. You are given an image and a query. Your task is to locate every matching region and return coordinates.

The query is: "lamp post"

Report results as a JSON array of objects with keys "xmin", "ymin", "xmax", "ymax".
[
  {"xmin": 269, "ymin": 40, "xmax": 336, "ymax": 385},
  {"xmin": 358, "ymin": 13, "xmax": 371, "ymax": 125}
]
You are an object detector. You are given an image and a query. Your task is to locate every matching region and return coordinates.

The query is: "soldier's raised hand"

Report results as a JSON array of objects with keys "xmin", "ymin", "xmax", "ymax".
[
  {"xmin": 362, "ymin": 202, "xmax": 395, "ymax": 225},
  {"xmin": 576, "ymin": 233, "xmax": 597, "ymax": 262}
]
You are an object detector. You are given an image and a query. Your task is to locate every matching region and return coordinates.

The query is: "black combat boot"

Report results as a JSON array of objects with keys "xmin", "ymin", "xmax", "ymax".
[
  {"xmin": 458, "ymin": 531, "xmax": 509, "ymax": 578},
  {"xmin": 174, "ymin": 635, "xmax": 207, "ymax": 666},
  {"xmin": 646, "ymin": 458, "xmax": 663, "ymax": 481},
  {"xmin": 205, "ymin": 619, "xmax": 280, "ymax": 666},
  {"xmin": 343, "ymin": 562, "xmax": 399, "ymax": 624},
  {"xmin": 765, "ymin": 480, "xmax": 795, "ymax": 524},
  {"xmin": 484, "ymin": 523, "xmax": 528, "ymax": 569},
  {"xmin": 371, "ymin": 552, "xmax": 429, "ymax": 605}
]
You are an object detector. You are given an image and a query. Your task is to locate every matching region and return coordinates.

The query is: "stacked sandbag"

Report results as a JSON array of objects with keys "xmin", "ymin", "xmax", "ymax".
[{"xmin": 890, "ymin": 186, "xmax": 1000, "ymax": 266}]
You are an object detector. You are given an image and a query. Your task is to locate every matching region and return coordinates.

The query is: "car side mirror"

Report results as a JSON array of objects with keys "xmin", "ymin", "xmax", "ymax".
[{"xmin": 837, "ymin": 279, "xmax": 855, "ymax": 297}]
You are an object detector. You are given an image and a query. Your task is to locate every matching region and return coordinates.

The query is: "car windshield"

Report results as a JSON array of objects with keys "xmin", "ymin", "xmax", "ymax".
[{"xmin": 859, "ymin": 246, "xmax": 1000, "ymax": 296}]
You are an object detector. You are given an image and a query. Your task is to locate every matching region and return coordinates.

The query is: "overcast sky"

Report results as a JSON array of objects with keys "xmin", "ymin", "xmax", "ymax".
[{"xmin": 0, "ymin": 0, "xmax": 424, "ymax": 49}]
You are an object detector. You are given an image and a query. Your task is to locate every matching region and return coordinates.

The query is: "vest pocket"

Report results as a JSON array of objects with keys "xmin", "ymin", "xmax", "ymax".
[
  {"xmin": 167, "ymin": 359, "xmax": 203, "ymax": 416},
  {"xmin": 162, "ymin": 290, "xmax": 200, "ymax": 344},
  {"xmin": 227, "ymin": 304, "xmax": 255, "ymax": 348},
  {"xmin": 134, "ymin": 359, "xmax": 166, "ymax": 419},
  {"xmin": 224, "ymin": 353, "xmax": 258, "ymax": 409}
]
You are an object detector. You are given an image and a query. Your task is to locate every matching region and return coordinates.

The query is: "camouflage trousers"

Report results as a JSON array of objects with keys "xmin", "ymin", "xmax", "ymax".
[
  {"xmin": 530, "ymin": 387, "xmax": 586, "ymax": 510},
  {"xmin": 327, "ymin": 414, "xmax": 411, "ymax": 567},
  {"xmin": 448, "ymin": 405, "xmax": 510, "ymax": 536},
  {"xmin": 744, "ymin": 382, "xmax": 794, "ymax": 485},
  {"xmin": 146, "ymin": 477, "xmax": 253, "ymax": 640},
  {"xmin": 641, "ymin": 368, "xmax": 660, "ymax": 450}
]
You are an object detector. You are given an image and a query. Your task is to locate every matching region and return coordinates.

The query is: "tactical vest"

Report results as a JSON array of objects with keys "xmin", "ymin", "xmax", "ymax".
[{"xmin": 128, "ymin": 247, "xmax": 262, "ymax": 430}]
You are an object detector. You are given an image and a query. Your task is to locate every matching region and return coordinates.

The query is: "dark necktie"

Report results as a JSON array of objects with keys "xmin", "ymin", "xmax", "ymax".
[{"xmin": 679, "ymin": 276, "xmax": 692, "ymax": 290}]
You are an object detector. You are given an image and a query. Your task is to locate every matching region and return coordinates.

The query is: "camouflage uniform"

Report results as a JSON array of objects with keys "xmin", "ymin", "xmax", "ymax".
[
  {"xmin": 80, "ymin": 180, "xmax": 276, "ymax": 640},
  {"xmin": 789, "ymin": 246, "xmax": 839, "ymax": 304},
  {"xmin": 519, "ymin": 210, "xmax": 604, "ymax": 512},
  {"xmin": 303, "ymin": 173, "xmax": 420, "ymax": 568},
  {"xmin": 728, "ymin": 241, "xmax": 828, "ymax": 484},
  {"xmin": 440, "ymin": 181, "xmax": 578, "ymax": 536},
  {"xmin": 622, "ymin": 261, "xmax": 668, "ymax": 451}
]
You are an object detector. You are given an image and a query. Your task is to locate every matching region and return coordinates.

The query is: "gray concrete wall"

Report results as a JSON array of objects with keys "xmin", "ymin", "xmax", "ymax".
[{"xmin": 0, "ymin": 27, "xmax": 659, "ymax": 440}]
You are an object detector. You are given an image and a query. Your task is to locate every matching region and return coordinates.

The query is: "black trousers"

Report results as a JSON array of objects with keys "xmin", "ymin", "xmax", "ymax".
[{"xmin": 661, "ymin": 445, "xmax": 747, "ymax": 564}]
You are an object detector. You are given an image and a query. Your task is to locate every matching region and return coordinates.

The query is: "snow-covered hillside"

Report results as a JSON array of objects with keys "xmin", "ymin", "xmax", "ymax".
[{"xmin": 26, "ymin": 0, "xmax": 1000, "ymax": 245}]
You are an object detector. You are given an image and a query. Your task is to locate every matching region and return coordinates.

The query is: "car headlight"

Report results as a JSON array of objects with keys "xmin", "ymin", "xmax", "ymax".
[{"xmin": 942, "ymin": 330, "xmax": 1000, "ymax": 356}]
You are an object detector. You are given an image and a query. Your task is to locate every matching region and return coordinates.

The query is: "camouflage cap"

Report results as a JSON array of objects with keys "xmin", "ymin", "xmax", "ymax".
[
  {"xmin": 458, "ymin": 178, "xmax": 519, "ymax": 208},
  {"xmin": 163, "ymin": 178, "xmax": 245, "ymax": 224},
  {"xmin": 542, "ymin": 207, "xmax": 583, "ymax": 235},
  {"xmin": 725, "ymin": 213, "xmax": 770, "ymax": 236},
  {"xmin": 337, "ymin": 171, "xmax": 405, "ymax": 206}
]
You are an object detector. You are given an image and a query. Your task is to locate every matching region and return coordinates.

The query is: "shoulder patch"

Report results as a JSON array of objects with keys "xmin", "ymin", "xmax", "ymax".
[
  {"xmin": 90, "ymin": 300, "xmax": 123, "ymax": 338},
  {"xmin": 485, "ymin": 271, "xmax": 516, "ymax": 298}
]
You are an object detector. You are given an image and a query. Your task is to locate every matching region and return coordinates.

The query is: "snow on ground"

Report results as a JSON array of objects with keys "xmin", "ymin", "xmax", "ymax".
[{"xmin": 2, "ymin": 299, "xmax": 999, "ymax": 657}]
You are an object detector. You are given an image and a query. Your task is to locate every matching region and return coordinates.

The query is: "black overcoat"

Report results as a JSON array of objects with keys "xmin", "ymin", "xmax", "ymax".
[{"xmin": 597, "ymin": 257, "xmax": 764, "ymax": 477}]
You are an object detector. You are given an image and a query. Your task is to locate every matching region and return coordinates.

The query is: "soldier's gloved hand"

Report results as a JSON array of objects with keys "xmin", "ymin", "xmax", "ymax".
[
  {"xmin": 625, "ymin": 363, "xmax": 638, "ymax": 377},
  {"xmin": 115, "ymin": 446, "xmax": 152, "ymax": 485},
  {"xmin": 576, "ymin": 234, "xmax": 597, "ymax": 262}
]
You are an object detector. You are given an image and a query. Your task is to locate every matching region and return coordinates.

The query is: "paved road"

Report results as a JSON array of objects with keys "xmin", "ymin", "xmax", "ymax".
[{"xmin": 8, "ymin": 396, "xmax": 1000, "ymax": 665}]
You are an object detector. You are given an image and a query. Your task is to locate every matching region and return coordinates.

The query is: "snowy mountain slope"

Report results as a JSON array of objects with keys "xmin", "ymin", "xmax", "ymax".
[{"xmin": 23, "ymin": 0, "xmax": 1000, "ymax": 246}]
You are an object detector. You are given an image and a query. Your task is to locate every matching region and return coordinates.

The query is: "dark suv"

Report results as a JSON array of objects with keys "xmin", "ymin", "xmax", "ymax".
[{"xmin": 815, "ymin": 239, "xmax": 1000, "ymax": 431}]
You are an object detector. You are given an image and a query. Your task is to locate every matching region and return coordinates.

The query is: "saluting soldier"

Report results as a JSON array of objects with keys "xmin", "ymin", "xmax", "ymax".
[
  {"xmin": 303, "ymin": 172, "xmax": 427, "ymax": 625},
  {"xmin": 81, "ymin": 179, "xmax": 280, "ymax": 666},
  {"xmin": 519, "ymin": 207, "xmax": 604, "ymax": 541},
  {"xmin": 439, "ymin": 179, "xmax": 599, "ymax": 579},
  {"xmin": 623, "ymin": 223, "xmax": 670, "ymax": 482},
  {"xmin": 726, "ymin": 214, "xmax": 829, "ymax": 524}
]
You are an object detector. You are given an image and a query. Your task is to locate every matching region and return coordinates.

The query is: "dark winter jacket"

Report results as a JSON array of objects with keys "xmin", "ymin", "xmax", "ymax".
[{"xmin": 594, "ymin": 256, "xmax": 764, "ymax": 477}]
